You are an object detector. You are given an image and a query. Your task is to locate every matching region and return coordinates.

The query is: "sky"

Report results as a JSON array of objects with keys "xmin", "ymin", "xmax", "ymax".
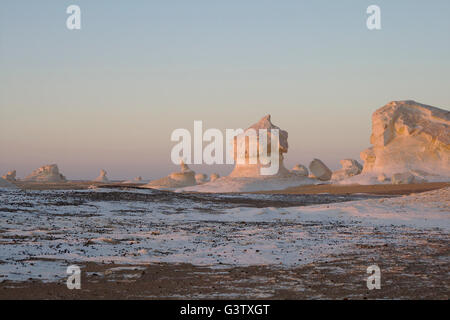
[{"xmin": 1, "ymin": 0, "xmax": 449, "ymax": 180}]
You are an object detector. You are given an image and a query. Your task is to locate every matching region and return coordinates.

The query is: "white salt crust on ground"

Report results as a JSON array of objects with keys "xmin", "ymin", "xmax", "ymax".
[{"xmin": 0, "ymin": 187, "xmax": 448, "ymax": 282}]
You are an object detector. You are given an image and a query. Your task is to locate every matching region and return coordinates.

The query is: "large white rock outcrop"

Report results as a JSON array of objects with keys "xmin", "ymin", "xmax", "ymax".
[
  {"xmin": 229, "ymin": 115, "xmax": 290, "ymax": 177},
  {"xmin": 332, "ymin": 159, "xmax": 363, "ymax": 181},
  {"xmin": 24, "ymin": 164, "xmax": 66, "ymax": 182},
  {"xmin": 2, "ymin": 170, "xmax": 16, "ymax": 181},
  {"xmin": 309, "ymin": 159, "xmax": 332, "ymax": 181},
  {"xmin": 0, "ymin": 177, "xmax": 17, "ymax": 189},
  {"xmin": 145, "ymin": 161, "xmax": 196, "ymax": 189},
  {"xmin": 360, "ymin": 100, "xmax": 449, "ymax": 179},
  {"xmin": 93, "ymin": 169, "xmax": 109, "ymax": 182}
]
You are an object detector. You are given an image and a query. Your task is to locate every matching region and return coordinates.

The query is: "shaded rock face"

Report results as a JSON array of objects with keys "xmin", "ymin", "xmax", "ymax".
[
  {"xmin": 93, "ymin": 169, "xmax": 109, "ymax": 182},
  {"xmin": 291, "ymin": 164, "xmax": 309, "ymax": 177},
  {"xmin": 0, "ymin": 177, "xmax": 17, "ymax": 189},
  {"xmin": 210, "ymin": 173, "xmax": 220, "ymax": 182},
  {"xmin": 229, "ymin": 115, "xmax": 290, "ymax": 177},
  {"xmin": 309, "ymin": 159, "xmax": 332, "ymax": 181},
  {"xmin": 2, "ymin": 170, "xmax": 16, "ymax": 181},
  {"xmin": 361, "ymin": 101, "xmax": 450, "ymax": 178},
  {"xmin": 146, "ymin": 161, "xmax": 196, "ymax": 189},
  {"xmin": 332, "ymin": 159, "xmax": 363, "ymax": 181},
  {"xmin": 24, "ymin": 164, "xmax": 66, "ymax": 182}
]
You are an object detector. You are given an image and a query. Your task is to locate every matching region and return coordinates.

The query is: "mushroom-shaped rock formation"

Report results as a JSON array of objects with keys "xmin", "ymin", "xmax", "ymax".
[
  {"xmin": 24, "ymin": 164, "xmax": 66, "ymax": 182},
  {"xmin": 361, "ymin": 100, "xmax": 449, "ymax": 179},
  {"xmin": 229, "ymin": 115, "xmax": 290, "ymax": 177},
  {"xmin": 309, "ymin": 159, "xmax": 332, "ymax": 181},
  {"xmin": 145, "ymin": 161, "xmax": 196, "ymax": 189},
  {"xmin": 180, "ymin": 116, "xmax": 317, "ymax": 192},
  {"xmin": 93, "ymin": 169, "xmax": 109, "ymax": 183},
  {"xmin": 291, "ymin": 164, "xmax": 309, "ymax": 177},
  {"xmin": 0, "ymin": 177, "xmax": 18, "ymax": 189},
  {"xmin": 2, "ymin": 170, "xmax": 16, "ymax": 181},
  {"xmin": 331, "ymin": 159, "xmax": 363, "ymax": 181},
  {"xmin": 195, "ymin": 173, "xmax": 209, "ymax": 184}
]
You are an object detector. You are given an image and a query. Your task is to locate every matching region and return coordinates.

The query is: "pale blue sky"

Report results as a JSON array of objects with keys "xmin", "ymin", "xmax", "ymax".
[{"xmin": 1, "ymin": 0, "xmax": 449, "ymax": 179}]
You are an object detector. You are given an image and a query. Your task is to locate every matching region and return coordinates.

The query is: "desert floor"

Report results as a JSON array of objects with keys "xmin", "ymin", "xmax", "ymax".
[{"xmin": 1, "ymin": 182, "xmax": 448, "ymax": 299}]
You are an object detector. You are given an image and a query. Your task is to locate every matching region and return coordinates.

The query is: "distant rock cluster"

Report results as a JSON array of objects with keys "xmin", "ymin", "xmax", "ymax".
[
  {"xmin": 2, "ymin": 170, "xmax": 16, "ymax": 182},
  {"xmin": 24, "ymin": 164, "xmax": 66, "ymax": 182}
]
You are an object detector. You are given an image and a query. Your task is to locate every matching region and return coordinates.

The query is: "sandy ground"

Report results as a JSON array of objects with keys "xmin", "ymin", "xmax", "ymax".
[
  {"xmin": 12, "ymin": 181, "xmax": 449, "ymax": 196},
  {"xmin": 13, "ymin": 181, "xmax": 146, "ymax": 190},
  {"xmin": 1, "ymin": 236, "xmax": 448, "ymax": 300},
  {"xmin": 255, "ymin": 182, "xmax": 450, "ymax": 195},
  {"xmin": 1, "ymin": 182, "xmax": 448, "ymax": 300}
]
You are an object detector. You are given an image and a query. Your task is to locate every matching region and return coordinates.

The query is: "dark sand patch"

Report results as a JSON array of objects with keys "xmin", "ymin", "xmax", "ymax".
[{"xmin": 254, "ymin": 182, "xmax": 449, "ymax": 195}]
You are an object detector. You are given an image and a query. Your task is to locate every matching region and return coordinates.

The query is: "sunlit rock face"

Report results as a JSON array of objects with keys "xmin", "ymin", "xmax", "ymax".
[
  {"xmin": 332, "ymin": 159, "xmax": 363, "ymax": 181},
  {"xmin": 24, "ymin": 164, "xmax": 66, "ymax": 182},
  {"xmin": 145, "ymin": 161, "xmax": 196, "ymax": 189},
  {"xmin": 229, "ymin": 115, "xmax": 290, "ymax": 177},
  {"xmin": 93, "ymin": 169, "xmax": 109, "ymax": 182},
  {"xmin": 0, "ymin": 177, "xmax": 17, "ymax": 188},
  {"xmin": 2, "ymin": 170, "xmax": 16, "ymax": 182},
  {"xmin": 361, "ymin": 101, "xmax": 450, "ymax": 178}
]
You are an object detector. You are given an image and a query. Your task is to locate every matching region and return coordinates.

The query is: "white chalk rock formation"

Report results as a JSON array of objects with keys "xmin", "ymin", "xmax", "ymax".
[
  {"xmin": 2, "ymin": 170, "xmax": 16, "ymax": 181},
  {"xmin": 0, "ymin": 177, "xmax": 18, "ymax": 189},
  {"xmin": 195, "ymin": 173, "xmax": 209, "ymax": 184},
  {"xmin": 291, "ymin": 164, "xmax": 309, "ymax": 176},
  {"xmin": 180, "ymin": 116, "xmax": 317, "ymax": 193},
  {"xmin": 145, "ymin": 161, "xmax": 196, "ymax": 190},
  {"xmin": 93, "ymin": 169, "xmax": 109, "ymax": 182},
  {"xmin": 361, "ymin": 100, "xmax": 450, "ymax": 179},
  {"xmin": 210, "ymin": 173, "xmax": 220, "ymax": 182},
  {"xmin": 331, "ymin": 159, "xmax": 363, "ymax": 181},
  {"xmin": 24, "ymin": 164, "xmax": 66, "ymax": 182},
  {"xmin": 228, "ymin": 115, "xmax": 290, "ymax": 178},
  {"xmin": 309, "ymin": 159, "xmax": 332, "ymax": 181}
]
